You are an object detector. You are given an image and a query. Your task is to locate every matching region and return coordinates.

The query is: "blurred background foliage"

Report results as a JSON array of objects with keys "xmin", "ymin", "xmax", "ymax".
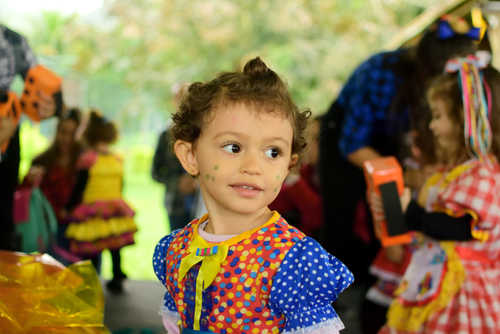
[
  {"xmin": 4, "ymin": 0, "xmax": 441, "ymax": 278},
  {"xmin": 13, "ymin": 0, "xmax": 436, "ymax": 130}
]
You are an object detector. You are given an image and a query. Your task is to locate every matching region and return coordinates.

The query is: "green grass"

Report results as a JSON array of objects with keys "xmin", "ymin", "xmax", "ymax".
[{"xmin": 20, "ymin": 122, "xmax": 170, "ymax": 280}]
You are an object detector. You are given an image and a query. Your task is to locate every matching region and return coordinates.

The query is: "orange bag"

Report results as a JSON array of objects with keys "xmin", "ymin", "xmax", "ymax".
[
  {"xmin": 0, "ymin": 251, "xmax": 110, "ymax": 334},
  {"xmin": 363, "ymin": 157, "xmax": 413, "ymax": 246}
]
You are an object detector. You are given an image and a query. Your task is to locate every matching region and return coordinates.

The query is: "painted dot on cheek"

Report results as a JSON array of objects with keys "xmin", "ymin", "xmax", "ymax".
[
  {"xmin": 214, "ymin": 165, "xmax": 219, "ymax": 170},
  {"xmin": 205, "ymin": 174, "xmax": 210, "ymax": 180}
]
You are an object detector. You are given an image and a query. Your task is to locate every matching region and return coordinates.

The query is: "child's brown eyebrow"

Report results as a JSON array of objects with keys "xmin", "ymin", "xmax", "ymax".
[
  {"xmin": 266, "ymin": 137, "xmax": 291, "ymax": 147},
  {"xmin": 214, "ymin": 131, "xmax": 245, "ymax": 139},
  {"xmin": 214, "ymin": 132, "xmax": 290, "ymax": 146}
]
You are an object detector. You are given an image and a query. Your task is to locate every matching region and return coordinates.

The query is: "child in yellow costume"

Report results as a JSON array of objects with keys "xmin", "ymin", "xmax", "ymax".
[{"xmin": 65, "ymin": 110, "xmax": 137, "ymax": 294}]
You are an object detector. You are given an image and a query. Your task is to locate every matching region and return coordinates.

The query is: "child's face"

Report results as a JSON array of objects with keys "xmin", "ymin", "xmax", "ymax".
[
  {"xmin": 177, "ymin": 103, "xmax": 297, "ymax": 217},
  {"xmin": 56, "ymin": 119, "xmax": 78, "ymax": 153},
  {"xmin": 429, "ymin": 97, "xmax": 459, "ymax": 152}
]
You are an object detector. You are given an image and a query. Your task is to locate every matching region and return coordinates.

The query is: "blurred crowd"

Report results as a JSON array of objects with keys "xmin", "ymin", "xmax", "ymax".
[{"xmin": 1, "ymin": 9, "xmax": 500, "ymax": 334}]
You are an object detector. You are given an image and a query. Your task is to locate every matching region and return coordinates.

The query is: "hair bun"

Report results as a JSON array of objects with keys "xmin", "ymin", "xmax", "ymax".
[
  {"xmin": 89, "ymin": 110, "xmax": 101, "ymax": 121},
  {"xmin": 243, "ymin": 57, "xmax": 271, "ymax": 76}
]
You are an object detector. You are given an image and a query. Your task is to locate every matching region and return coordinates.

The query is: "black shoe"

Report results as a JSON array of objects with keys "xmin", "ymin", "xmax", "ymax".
[
  {"xmin": 106, "ymin": 278, "xmax": 124, "ymax": 294},
  {"xmin": 114, "ymin": 271, "xmax": 128, "ymax": 281}
]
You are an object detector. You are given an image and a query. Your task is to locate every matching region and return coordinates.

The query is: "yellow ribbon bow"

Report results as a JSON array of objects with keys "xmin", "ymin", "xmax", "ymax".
[{"xmin": 178, "ymin": 235, "xmax": 229, "ymax": 330}]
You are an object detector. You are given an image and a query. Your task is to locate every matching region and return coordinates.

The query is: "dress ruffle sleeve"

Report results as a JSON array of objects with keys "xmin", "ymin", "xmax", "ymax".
[
  {"xmin": 269, "ymin": 237, "xmax": 354, "ymax": 333},
  {"xmin": 438, "ymin": 160, "xmax": 500, "ymax": 241},
  {"xmin": 153, "ymin": 231, "xmax": 182, "ymax": 333}
]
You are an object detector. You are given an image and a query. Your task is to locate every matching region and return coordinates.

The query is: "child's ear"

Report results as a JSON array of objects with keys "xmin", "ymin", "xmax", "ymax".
[
  {"xmin": 288, "ymin": 154, "xmax": 299, "ymax": 170},
  {"xmin": 174, "ymin": 139, "xmax": 199, "ymax": 176}
]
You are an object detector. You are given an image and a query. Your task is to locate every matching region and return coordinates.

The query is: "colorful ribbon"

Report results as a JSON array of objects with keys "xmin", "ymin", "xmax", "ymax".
[
  {"xmin": 179, "ymin": 237, "xmax": 229, "ymax": 330},
  {"xmin": 444, "ymin": 52, "xmax": 492, "ymax": 161}
]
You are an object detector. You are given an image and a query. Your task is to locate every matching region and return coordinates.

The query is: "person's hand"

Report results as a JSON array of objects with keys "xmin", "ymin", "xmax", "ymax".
[
  {"xmin": 27, "ymin": 165, "xmax": 45, "ymax": 186},
  {"xmin": 178, "ymin": 174, "xmax": 197, "ymax": 195},
  {"xmin": 400, "ymin": 187, "xmax": 411, "ymax": 212},
  {"xmin": 385, "ymin": 245, "xmax": 405, "ymax": 264},
  {"xmin": 37, "ymin": 91, "xmax": 56, "ymax": 119},
  {"xmin": 0, "ymin": 116, "xmax": 17, "ymax": 148}
]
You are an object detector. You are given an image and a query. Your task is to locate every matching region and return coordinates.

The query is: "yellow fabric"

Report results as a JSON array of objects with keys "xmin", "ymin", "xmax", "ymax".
[
  {"xmin": 417, "ymin": 172, "xmax": 444, "ymax": 207},
  {"xmin": 66, "ymin": 217, "xmax": 137, "ymax": 242},
  {"xmin": 387, "ymin": 242, "xmax": 465, "ymax": 331},
  {"xmin": 0, "ymin": 251, "xmax": 109, "ymax": 334},
  {"xmin": 178, "ymin": 211, "xmax": 280, "ymax": 330},
  {"xmin": 471, "ymin": 7, "xmax": 488, "ymax": 42},
  {"xmin": 83, "ymin": 154, "xmax": 123, "ymax": 203}
]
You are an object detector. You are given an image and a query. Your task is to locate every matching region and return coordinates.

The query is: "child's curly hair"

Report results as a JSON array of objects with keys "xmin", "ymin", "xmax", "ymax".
[
  {"xmin": 83, "ymin": 109, "xmax": 118, "ymax": 147},
  {"xmin": 171, "ymin": 57, "xmax": 311, "ymax": 156}
]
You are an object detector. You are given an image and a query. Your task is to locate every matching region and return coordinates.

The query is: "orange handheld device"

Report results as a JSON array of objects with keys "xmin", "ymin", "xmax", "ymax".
[
  {"xmin": 0, "ymin": 91, "xmax": 22, "ymax": 153},
  {"xmin": 363, "ymin": 157, "xmax": 413, "ymax": 247},
  {"xmin": 20, "ymin": 64, "xmax": 63, "ymax": 121}
]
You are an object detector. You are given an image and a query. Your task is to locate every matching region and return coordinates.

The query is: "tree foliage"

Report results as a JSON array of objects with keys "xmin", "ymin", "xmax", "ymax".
[{"xmin": 14, "ymin": 0, "xmax": 435, "ymax": 135}]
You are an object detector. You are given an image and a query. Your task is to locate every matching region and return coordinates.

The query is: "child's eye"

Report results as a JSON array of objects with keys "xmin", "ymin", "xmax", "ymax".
[
  {"xmin": 222, "ymin": 143, "xmax": 241, "ymax": 154},
  {"xmin": 265, "ymin": 147, "xmax": 281, "ymax": 159}
]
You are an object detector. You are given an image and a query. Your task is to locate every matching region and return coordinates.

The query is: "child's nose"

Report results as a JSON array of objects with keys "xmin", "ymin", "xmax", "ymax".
[{"xmin": 240, "ymin": 151, "xmax": 262, "ymax": 175}]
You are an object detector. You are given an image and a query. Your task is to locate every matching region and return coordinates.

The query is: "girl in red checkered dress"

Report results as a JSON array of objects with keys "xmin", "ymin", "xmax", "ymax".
[{"xmin": 377, "ymin": 53, "xmax": 500, "ymax": 333}]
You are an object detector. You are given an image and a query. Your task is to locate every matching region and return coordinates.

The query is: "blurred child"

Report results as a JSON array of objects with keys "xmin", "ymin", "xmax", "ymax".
[
  {"xmin": 377, "ymin": 53, "xmax": 500, "ymax": 333},
  {"xmin": 23, "ymin": 108, "xmax": 83, "ymax": 263},
  {"xmin": 65, "ymin": 110, "xmax": 137, "ymax": 294},
  {"xmin": 269, "ymin": 116, "xmax": 323, "ymax": 237},
  {"xmin": 153, "ymin": 57, "xmax": 353, "ymax": 333}
]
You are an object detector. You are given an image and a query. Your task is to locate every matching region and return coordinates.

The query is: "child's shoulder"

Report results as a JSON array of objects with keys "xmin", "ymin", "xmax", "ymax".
[
  {"xmin": 266, "ymin": 214, "xmax": 306, "ymax": 237},
  {"xmin": 76, "ymin": 150, "xmax": 98, "ymax": 169},
  {"xmin": 447, "ymin": 158, "xmax": 500, "ymax": 186},
  {"xmin": 156, "ymin": 218, "xmax": 199, "ymax": 248}
]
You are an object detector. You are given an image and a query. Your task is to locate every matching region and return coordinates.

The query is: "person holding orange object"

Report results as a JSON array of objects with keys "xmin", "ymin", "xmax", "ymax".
[{"xmin": 0, "ymin": 25, "xmax": 58, "ymax": 251}]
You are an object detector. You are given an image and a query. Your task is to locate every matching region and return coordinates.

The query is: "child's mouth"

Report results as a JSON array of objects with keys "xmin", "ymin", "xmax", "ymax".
[{"xmin": 230, "ymin": 183, "xmax": 262, "ymax": 197}]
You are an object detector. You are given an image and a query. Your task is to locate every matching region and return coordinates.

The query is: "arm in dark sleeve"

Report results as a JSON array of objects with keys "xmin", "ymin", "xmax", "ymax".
[
  {"xmin": 65, "ymin": 169, "xmax": 89, "ymax": 211},
  {"xmin": 405, "ymin": 200, "xmax": 473, "ymax": 241}
]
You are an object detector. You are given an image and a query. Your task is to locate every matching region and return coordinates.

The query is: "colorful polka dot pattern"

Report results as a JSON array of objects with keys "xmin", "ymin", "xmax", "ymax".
[
  {"xmin": 165, "ymin": 216, "xmax": 305, "ymax": 333},
  {"xmin": 269, "ymin": 237, "xmax": 354, "ymax": 332},
  {"xmin": 153, "ymin": 215, "xmax": 354, "ymax": 333}
]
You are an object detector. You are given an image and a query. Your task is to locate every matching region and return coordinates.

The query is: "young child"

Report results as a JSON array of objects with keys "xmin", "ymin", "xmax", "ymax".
[
  {"xmin": 65, "ymin": 110, "xmax": 137, "ymax": 293},
  {"xmin": 23, "ymin": 107, "xmax": 83, "ymax": 264},
  {"xmin": 377, "ymin": 53, "xmax": 500, "ymax": 333},
  {"xmin": 153, "ymin": 57, "xmax": 354, "ymax": 334}
]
